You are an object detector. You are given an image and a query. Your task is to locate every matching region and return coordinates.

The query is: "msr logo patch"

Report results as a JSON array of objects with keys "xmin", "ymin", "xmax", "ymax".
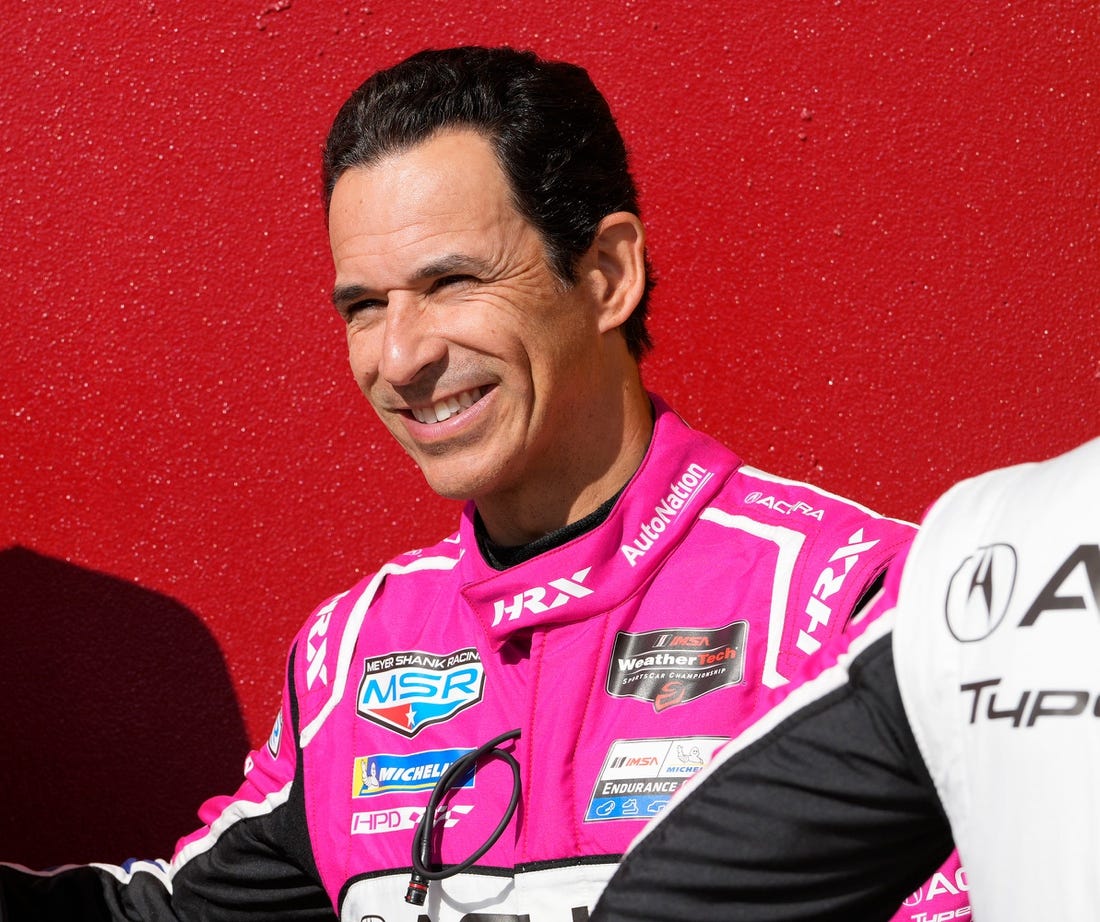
[
  {"xmin": 606, "ymin": 622, "xmax": 748, "ymax": 712},
  {"xmin": 356, "ymin": 648, "xmax": 485, "ymax": 737}
]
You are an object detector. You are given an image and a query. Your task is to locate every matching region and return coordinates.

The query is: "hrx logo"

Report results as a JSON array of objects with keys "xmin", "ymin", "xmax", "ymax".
[
  {"xmin": 305, "ymin": 591, "xmax": 348, "ymax": 689},
  {"xmin": 491, "ymin": 567, "xmax": 593, "ymax": 627},
  {"xmin": 797, "ymin": 529, "xmax": 880, "ymax": 655}
]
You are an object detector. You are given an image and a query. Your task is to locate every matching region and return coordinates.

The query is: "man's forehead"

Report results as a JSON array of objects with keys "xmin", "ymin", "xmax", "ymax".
[
  {"xmin": 331, "ymin": 130, "xmax": 507, "ymax": 210},
  {"xmin": 330, "ymin": 135, "xmax": 521, "ymax": 236},
  {"xmin": 327, "ymin": 131, "xmax": 540, "ymax": 284},
  {"xmin": 328, "ymin": 187, "xmax": 515, "ymax": 278}
]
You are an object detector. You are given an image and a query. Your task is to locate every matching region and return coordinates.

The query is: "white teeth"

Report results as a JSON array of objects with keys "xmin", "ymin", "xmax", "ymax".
[{"xmin": 411, "ymin": 387, "xmax": 483, "ymax": 425}]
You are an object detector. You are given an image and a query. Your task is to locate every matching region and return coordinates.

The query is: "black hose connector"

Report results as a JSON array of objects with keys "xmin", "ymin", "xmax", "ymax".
[
  {"xmin": 405, "ymin": 871, "xmax": 429, "ymax": 906},
  {"xmin": 404, "ymin": 728, "xmax": 522, "ymax": 905}
]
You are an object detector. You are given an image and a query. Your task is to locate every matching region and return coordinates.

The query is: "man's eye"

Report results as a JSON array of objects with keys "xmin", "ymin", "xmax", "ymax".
[
  {"xmin": 432, "ymin": 274, "xmax": 478, "ymax": 292},
  {"xmin": 342, "ymin": 299, "xmax": 383, "ymax": 319}
]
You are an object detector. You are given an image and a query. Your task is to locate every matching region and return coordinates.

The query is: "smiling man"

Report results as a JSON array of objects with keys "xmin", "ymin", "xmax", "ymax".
[
  {"xmin": 327, "ymin": 128, "xmax": 652, "ymax": 544},
  {"xmin": 0, "ymin": 47, "xmax": 960, "ymax": 921}
]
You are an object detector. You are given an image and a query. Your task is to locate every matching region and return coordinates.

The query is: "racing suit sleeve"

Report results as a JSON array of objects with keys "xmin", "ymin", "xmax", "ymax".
[
  {"xmin": 590, "ymin": 610, "xmax": 954, "ymax": 922},
  {"xmin": 0, "ymin": 646, "xmax": 336, "ymax": 921}
]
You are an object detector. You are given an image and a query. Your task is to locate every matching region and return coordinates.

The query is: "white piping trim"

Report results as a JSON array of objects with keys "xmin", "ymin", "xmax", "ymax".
[
  {"xmin": 299, "ymin": 553, "xmax": 462, "ymax": 748},
  {"xmin": 172, "ymin": 782, "xmax": 293, "ymax": 872},
  {"xmin": 700, "ymin": 508, "xmax": 805, "ymax": 688}
]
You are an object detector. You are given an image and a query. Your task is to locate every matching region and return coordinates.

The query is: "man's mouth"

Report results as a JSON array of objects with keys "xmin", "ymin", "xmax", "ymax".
[{"xmin": 410, "ymin": 387, "xmax": 485, "ymax": 424}]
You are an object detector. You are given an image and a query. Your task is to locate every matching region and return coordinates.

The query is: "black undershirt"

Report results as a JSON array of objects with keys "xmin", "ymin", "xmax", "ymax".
[{"xmin": 474, "ymin": 489, "xmax": 623, "ymax": 571}]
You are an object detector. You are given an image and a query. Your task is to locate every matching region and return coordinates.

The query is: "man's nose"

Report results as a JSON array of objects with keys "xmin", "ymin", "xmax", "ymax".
[{"xmin": 378, "ymin": 295, "xmax": 446, "ymax": 387}]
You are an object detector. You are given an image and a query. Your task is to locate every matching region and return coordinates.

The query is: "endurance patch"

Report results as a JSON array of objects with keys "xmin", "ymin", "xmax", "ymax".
[{"xmin": 585, "ymin": 737, "xmax": 727, "ymax": 821}]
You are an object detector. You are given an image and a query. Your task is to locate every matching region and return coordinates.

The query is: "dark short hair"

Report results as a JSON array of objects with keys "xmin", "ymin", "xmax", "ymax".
[{"xmin": 322, "ymin": 46, "xmax": 653, "ymax": 358}]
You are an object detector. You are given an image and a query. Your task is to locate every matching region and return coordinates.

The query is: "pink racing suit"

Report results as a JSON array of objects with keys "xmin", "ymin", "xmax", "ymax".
[{"xmin": 0, "ymin": 397, "xmax": 962, "ymax": 921}]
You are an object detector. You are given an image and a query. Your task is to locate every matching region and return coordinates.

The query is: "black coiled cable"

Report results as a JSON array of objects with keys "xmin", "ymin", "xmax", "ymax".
[{"xmin": 405, "ymin": 728, "xmax": 522, "ymax": 905}]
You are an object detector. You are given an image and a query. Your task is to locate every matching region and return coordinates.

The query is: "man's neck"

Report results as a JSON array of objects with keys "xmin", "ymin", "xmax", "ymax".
[
  {"xmin": 475, "ymin": 386, "xmax": 654, "ymax": 547},
  {"xmin": 474, "ymin": 487, "xmax": 624, "ymax": 570}
]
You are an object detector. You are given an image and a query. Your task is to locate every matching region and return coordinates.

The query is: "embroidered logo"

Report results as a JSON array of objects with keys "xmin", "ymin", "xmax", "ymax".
[
  {"xmin": 945, "ymin": 543, "xmax": 1017, "ymax": 642},
  {"xmin": 352, "ymin": 748, "xmax": 475, "ymax": 797},
  {"xmin": 350, "ymin": 804, "xmax": 473, "ymax": 836},
  {"xmin": 606, "ymin": 622, "xmax": 748, "ymax": 711},
  {"xmin": 621, "ymin": 463, "xmax": 713, "ymax": 566},
  {"xmin": 266, "ymin": 710, "xmax": 283, "ymax": 759},
  {"xmin": 585, "ymin": 737, "xmax": 727, "ymax": 821},
  {"xmin": 490, "ymin": 567, "xmax": 594, "ymax": 627},
  {"xmin": 356, "ymin": 648, "xmax": 485, "ymax": 737}
]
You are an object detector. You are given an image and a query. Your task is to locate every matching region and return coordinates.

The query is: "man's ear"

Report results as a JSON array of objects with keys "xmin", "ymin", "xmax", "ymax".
[{"xmin": 587, "ymin": 211, "xmax": 647, "ymax": 334}]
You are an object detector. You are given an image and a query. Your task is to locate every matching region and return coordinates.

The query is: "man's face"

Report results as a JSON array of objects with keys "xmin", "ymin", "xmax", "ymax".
[{"xmin": 328, "ymin": 130, "xmax": 610, "ymax": 507}]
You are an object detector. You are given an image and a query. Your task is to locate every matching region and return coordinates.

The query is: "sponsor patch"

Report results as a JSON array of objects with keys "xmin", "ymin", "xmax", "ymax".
[
  {"xmin": 620, "ymin": 463, "xmax": 713, "ymax": 566},
  {"xmin": 266, "ymin": 710, "xmax": 283, "ymax": 759},
  {"xmin": 945, "ymin": 543, "xmax": 1017, "ymax": 642},
  {"xmin": 743, "ymin": 491, "xmax": 825, "ymax": 520},
  {"xmin": 350, "ymin": 804, "xmax": 473, "ymax": 836},
  {"xmin": 606, "ymin": 622, "xmax": 748, "ymax": 711},
  {"xmin": 585, "ymin": 737, "xmax": 726, "ymax": 821},
  {"xmin": 356, "ymin": 648, "xmax": 485, "ymax": 737},
  {"xmin": 352, "ymin": 748, "xmax": 475, "ymax": 798}
]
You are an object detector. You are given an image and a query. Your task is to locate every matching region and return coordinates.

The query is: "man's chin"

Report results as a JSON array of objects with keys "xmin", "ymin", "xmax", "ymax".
[
  {"xmin": 423, "ymin": 481, "xmax": 478, "ymax": 503},
  {"xmin": 417, "ymin": 467, "xmax": 489, "ymax": 503},
  {"xmin": 418, "ymin": 460, "xmax": 510, "ymax": 505}
]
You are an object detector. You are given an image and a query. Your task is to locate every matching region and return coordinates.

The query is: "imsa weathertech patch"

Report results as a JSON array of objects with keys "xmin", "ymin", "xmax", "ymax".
[{"xmin": 606, "ymin": 622, "xmax": 748, "ymax": 712}]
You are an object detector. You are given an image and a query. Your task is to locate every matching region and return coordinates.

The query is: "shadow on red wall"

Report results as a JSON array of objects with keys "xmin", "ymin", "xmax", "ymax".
[{"xmin": 0, "ymin": 547, "xmax": 250, "ymax": 868}]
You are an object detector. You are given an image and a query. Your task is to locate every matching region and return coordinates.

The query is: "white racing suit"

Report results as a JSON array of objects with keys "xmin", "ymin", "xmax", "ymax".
[{"xmin": 594, "ymin": 435, "xmax": 1100, "ymax": 921}]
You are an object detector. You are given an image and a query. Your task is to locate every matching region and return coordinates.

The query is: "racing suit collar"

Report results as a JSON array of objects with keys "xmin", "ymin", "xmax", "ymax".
[{"xmin": 461, "ymin": 394, "xmax": 740, "ymax": 649}]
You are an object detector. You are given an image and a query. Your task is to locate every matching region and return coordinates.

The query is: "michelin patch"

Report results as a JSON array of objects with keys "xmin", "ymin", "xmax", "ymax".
[
  {"xmin": 585, "ymin": 737, "xmax": 727, "ymax": 821},
  {"xmin": 357, "ymin": 648, "xmax": 485, "ymax": 737},
  {"xmin": 352, "ymin": 748, "xmax": 475, "ymax": 798},
  {"xmin": 606, "ymin": 622, "xmax": 748, "ymax": 711}
]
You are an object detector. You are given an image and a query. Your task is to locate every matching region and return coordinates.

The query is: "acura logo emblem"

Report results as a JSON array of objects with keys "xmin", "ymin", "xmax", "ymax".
[{"xmin": 944, "ymin": 543, "xmax": 1017, "ymax": 642}]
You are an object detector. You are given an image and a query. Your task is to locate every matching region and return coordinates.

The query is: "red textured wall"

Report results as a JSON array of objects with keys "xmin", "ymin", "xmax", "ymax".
[{"xmin": 2, "ymin": 1, "xmax": 1096, "ymax": 864}]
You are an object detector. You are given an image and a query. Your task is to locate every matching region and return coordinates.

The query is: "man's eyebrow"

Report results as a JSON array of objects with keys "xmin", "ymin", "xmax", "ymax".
[
  {"xmin": 410, "ymin": 253, "xmax": 493, "ymax": 282},
  {"xmin": 331, "ymin": 283, "xmax": 372, "ymax": 310}
]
